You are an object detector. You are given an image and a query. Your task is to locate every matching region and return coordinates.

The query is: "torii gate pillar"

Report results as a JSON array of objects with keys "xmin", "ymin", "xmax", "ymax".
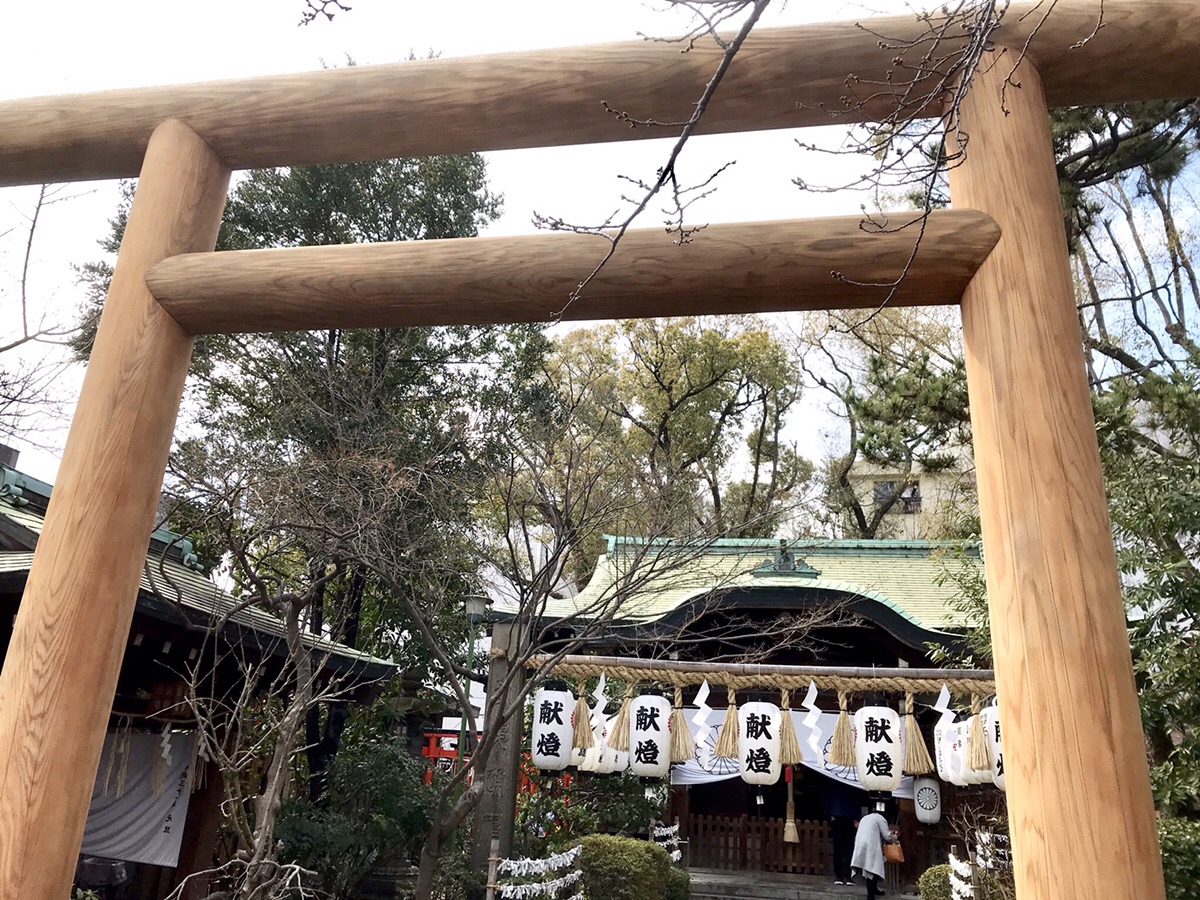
[
  {"xmin": 0, "ymin": 120, "xmax": 229, "ymax": 900},
  {"xmin": 949, "ymin": 52, "xmax": 1164, "ymax": 898}
]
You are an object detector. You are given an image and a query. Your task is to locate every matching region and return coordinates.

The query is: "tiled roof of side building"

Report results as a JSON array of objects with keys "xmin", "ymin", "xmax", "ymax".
[{"xmin": 0, "ymin": 487, "xmax": 394, "ymax": 676}]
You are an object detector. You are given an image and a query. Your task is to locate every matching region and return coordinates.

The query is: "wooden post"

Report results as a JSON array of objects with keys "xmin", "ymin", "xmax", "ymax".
[
  {"xmin": 484, "ymin": 836, "xmax": 501, "ymax": 900},
  {"xmin": 0, "ymin": 120, "xmax": 229, "ymax": 900},
  {"xmin": 947, "ymin": 53, "xmax": 1164, "ymax": 898}
]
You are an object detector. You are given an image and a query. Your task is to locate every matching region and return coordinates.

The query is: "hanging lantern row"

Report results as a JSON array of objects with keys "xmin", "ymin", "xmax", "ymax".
[
  {"xmin": 530, "ymin": 685, "xmax": 681, "ymax": 779},
  {"xmin": 830, "ymin": 694, "xmax": 1005, "ymax": 794},
  {"xmin": 529, "ymin": 673, "xmax": 1004, "ymax": 792},
  {"xmin": 933, "ymin": 701, "xmax": 1005, "ymax": 791}
]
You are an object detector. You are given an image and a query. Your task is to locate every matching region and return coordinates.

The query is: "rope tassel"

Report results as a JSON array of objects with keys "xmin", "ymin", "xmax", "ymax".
[
  {"xmin": 779, "ymin": 687, "xmax": 804, "ymax": 765},
  {"xmin": 670, "ymin": 684, "xmax": 696, "ymax": 763},
  {"xmin": 713, "ymin": 685, "xmax": 740, "ymax": 759},
  {"xmin": 608, "ymin": 686, "xmax": 635, "ymax": 752},
  {"xmin": 902, "ymin": 692, "xmax": 935, "ymax": 775},
  {"xmin": 828, "ymin": 690, "xmax": 855, "ymax": 767},
  {"xmin": 572, "ymin": 681, "xmax": 594, "ymax": 751},
  {"xmin": 783, "ymin": 769, "xmax": 799, "ymax": 843},
  {"xmin": 967, "ymin": 694, "xmax": 991, "ymax": 770}
]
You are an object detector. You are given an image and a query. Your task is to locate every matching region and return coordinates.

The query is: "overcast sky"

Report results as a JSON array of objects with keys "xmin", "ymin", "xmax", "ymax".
[{"xmin": 0, "ymin": 0, "xmax": 923, "ymax": 482}]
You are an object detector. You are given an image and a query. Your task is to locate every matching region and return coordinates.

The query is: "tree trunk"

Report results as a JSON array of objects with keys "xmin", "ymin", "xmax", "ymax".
[
  {"xmin": 306, "ymin": 565, "xmax": 365, "ymax": 803},
  {"xmin": 246, "ymin": 603, "xmax": 314, "ymax": 895},
  {"xmin": 414, "ymin": 786, "xmax": 483, "ymax": 900}
]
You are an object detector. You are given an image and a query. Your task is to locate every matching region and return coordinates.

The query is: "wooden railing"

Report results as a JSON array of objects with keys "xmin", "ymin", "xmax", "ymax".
[{"xmin": 682, "ymin": 815, "xmax": 831, "ymax": 875}]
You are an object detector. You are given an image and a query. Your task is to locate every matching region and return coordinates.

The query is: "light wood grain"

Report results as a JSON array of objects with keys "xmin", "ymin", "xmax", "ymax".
[
  {"xmin": 0, "ymin": 121, "xmax": 229, "ymax": 900},
  {"xmin": 948, "ymin": 54, "xmax": 1164, "ymax": 899},
  {"xmin": 147, "ymin": 211, "xmax": 1000, "ymax": 334},
  {"xmin": 1, "ymin": 0, "xmax": 1197, "ymax": 186}
]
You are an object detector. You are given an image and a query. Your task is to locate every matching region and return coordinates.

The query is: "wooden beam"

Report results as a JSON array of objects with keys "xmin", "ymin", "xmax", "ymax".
[
  {"xmin": 948, "ymin": 53, "xmax": 1164, "ymax": 899},
  {"xmin": 147, "ymin": 210, "xmax": 1000, "ymax": 334},
  {"xmin": 1, "ymin": 0, "xmax": 1197, "ymax": 186},
  {"xmin": 0, "ymin": 121, "xmax": 229, "ymax": 900}
]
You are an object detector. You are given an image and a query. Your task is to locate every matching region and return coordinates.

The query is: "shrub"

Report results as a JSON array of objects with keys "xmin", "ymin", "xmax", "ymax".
[
  {"xmin": 579, "ymin": 835, "xmax": 671, "ymax": 900},
  {"xmin": 514, "ymin": 775, "xmax": 600, "ymax": 858},
  {"xmin": 917, "ymin": 864, "xmax": 952, "ymax": 900},
  {"xmin": 1160, "ymin": 817, "xmax": 1200, "ymax": 900},
  {"xmin": 277, "ymin": 738, "xmax": 434, "ymax": 899},
  {"xmin": 664, "ymin": 865, "xmax": 690, "ymax": 900},
  {"xmin": 431, "ymin": 837, "xmax": 485, "ymax": 900}
]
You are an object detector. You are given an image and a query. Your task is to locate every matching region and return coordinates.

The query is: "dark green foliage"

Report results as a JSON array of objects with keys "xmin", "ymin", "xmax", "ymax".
[
  {"xmin": 574, "ymin": 773, "xmax": 668, "ymax": 838},
  {"xmin": 928, "ymin": 544, "xmax": 991, "ymax": 669},
  {"xmin": 276, "ymin": 739, "xmax": 434, "ymax": 899},
  {"xmin": 429, "ymin": 836, "xmax": 485, "ymax": 900},
  {"xmin": 1095, "ymin": 369, "xmax": 1200, "ymax": 812},
  {"xmin": 1051, "ymin": 101, "xmax": 1198, "ymax": 250},
  {"xmin": 663, "ymin": 866, "xmax": 690, "ymax": 900},
  {"xmin": 513, "ymin": 777, "xmax": 600, "ymax": 858},
  {"xmin": 905, "ymin": 101, "xmax": 1199, "ymax": 251},
  {"xmin": 513, "ymin": 772, "xmax": 668, "ymax": 859},
  {"xmin": 917, "ymin": 864, "xmax": 951, "ymax": 900},
  {"xmin": 1159, "ymin": 817, "xmax": 1200, "ymax": 900},
  {"xmin": 847, "ymin": 350, "xmax": 970, "ymax": 473},
  {"xmin": 578, "ymin": 835, "xmax": 672, "ymax": 900}
]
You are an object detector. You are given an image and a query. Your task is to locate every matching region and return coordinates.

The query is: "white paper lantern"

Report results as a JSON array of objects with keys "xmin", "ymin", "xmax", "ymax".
[
  {"xmin": 577, "ymin": 746, "xmax": 599, "ymax": 772},
  {"xmin": 628, "ymin": 693, "xmax": 672, "ymax": 779},
  {"xmin": 737, "ymin": 701, "xmax": 783, "ymax": 785},
  {"xmin": 914, "ymin": 776, "xmax": 942, "ymax": 824},
  {"xmin": 531, "ymin": 686, "xmax": 575, "ymax": 772},
  {"xmin": 935, "ymin": 720, "xmax": 968, "ymax": 787},
  {"xmin": 610, "ymin": 748, "xmax": 629, "ymax": 773},
  {"xmin": 603, "ymin": 716, "xmax": 629, "ymax": 773},
  {"xmin": 981, "ymin": 705, "xmax": 1005, "ymax": 791},
  {"xmin": 853, "ymin": 706, "xmax": 903, "ymax": 791},
  {"xmin": 952, "ymin": 720, "xmax": 992, "ymax": 785}
]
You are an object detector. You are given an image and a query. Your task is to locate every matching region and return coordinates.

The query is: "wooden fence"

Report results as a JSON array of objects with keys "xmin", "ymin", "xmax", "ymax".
[{"xmin": 683, "ymin": 815, "xmax": 831, "ymax": 875}]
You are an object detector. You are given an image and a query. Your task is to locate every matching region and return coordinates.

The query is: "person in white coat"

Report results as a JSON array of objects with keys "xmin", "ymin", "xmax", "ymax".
[{"xmin": 850, "ymin": 802, "xmax": 897, "ymax": 899}]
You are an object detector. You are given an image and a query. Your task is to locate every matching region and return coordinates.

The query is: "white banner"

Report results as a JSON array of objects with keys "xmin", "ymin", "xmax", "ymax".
[
  {"xmin": 672, "ymin": 709, "xmax": 913, "ymax": 799},
  {"xmin": 81, "ymin": 731, "xmax": 195, "ymax": 868}
]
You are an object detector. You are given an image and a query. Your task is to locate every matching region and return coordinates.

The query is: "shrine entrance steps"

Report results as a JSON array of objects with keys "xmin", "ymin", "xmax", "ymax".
[{"xmin": 687, "ymin": 868, "xmax": 919, "ymax": 900}]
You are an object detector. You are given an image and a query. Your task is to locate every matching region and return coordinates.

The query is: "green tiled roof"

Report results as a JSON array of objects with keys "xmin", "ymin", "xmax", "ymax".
[
  {"xmin": 525, "ymin": 537, "xmax": 981, "ymax": 632},
  {"xmin": 0, "ymin": 507, "xmax": 393, "ymax": 673}
]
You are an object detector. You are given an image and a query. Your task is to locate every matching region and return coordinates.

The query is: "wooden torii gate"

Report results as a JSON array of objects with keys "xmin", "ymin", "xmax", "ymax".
[{"xmin": 0, "ymin": 2, "xmax": 1194, "ymax": 897}]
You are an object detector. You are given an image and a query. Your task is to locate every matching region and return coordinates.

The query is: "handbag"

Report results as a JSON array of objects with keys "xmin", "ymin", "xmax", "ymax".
[{"xmin": 883, "ymin": 840, "xmax": 905, "ymax": 864}]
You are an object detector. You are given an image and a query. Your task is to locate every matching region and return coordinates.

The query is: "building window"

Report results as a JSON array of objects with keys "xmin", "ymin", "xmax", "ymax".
[
  {"xmin": 874, "ymin": 480, "xmax": 922, "ymax": 514},
  {"xmin": 873, "ymin": 480, "xmax": 897, "ymax": 509}
]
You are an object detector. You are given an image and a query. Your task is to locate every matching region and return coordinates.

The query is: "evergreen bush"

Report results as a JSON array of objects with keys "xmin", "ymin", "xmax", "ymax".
[
  {"xmin": 917, "ymin": 863, "xmax": 952, "ymax": 900},
  {"xmin": 1160, "ymin": 817, "xmax": 1200, "ymax": 900},
  {"xmin": 578, "ymin": 835, "xmax": 671, "ymax": 900},
  {"xmin": 664, "ymin": 865, "xmax": 690, "ymax": 900}
]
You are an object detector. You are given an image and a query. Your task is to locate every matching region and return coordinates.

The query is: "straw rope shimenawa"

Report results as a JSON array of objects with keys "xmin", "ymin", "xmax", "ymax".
[
  {"xmin": 903, "ymin": 691, "xmax": 936, "ymax": 775},
  {"xmin": 967, "ymin": 693, "xmax": 992, "ymax": 770},
  {"xmin": 670, "ymin": 684, "xmax": 696, "ymax": 764},
  {"xmin": 571, "ymin": 680, "xmax": 594, "ymax": 751},
  {"xmin": 778, "ymin": 687, "xmax": 804, "ymax": 766},
  {"xmin": 607, "ymin": 685, "xmax": 635, "ymax": 753},
  {"xmin": 713, "ymin": 685, "xmax": 740, "ymax": 759},
  {"xmin": 828, "ymin": 691, "xmax": 855, "ymax": 767},
  {"xmin": 525, "ymin": 655, "xmax": 996, "ymax": 696}
]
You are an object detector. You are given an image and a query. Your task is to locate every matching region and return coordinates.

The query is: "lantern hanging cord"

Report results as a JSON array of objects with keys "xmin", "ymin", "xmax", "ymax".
[{"xmin": 525, "ymin": 655, "xmax": 994, "ymax": 695}]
